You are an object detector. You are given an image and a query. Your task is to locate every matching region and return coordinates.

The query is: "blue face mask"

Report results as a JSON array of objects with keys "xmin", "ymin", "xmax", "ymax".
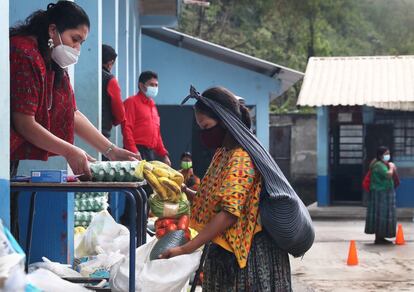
[
  {"xmin": 383, "ymin": 154, "xmax": 391, "ymax": 162},
  {"xmin": 145, "ymin": 86, "xmax": 158, "ymax": 98}
]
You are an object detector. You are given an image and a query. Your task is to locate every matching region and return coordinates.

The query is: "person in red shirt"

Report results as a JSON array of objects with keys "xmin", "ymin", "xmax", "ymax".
[
  {"xmin": 9, "ymin": 1, "xmax": 139, "ymax": 178},
  {"xmin": 123, "ymin": 71, "xmax": 171, "ymax": 165}
]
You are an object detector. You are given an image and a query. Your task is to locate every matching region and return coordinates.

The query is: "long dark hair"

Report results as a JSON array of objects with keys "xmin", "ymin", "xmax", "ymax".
[
  {"xmin": 195, "ymin": 86, "xmax": 252, "ymax": 129},
  {"xmin": 10, "ymin": 1, "xmax": 90, "ymax": 87},
  {"xmin": 376, "ymin": 146, "xmax": 389, "ymax": 160}
]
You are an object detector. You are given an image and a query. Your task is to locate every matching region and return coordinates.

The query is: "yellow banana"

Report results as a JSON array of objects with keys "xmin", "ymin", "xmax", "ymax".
[
  {"xmin": 143, "ymin": 162, "xmax": 154, "ymax": 171},
  {"xmin": 170, "ymin": 174, "xmax": 184, "ymax": 186},
  {"xmin": 149, "ymin": 160, "xmax": 184, "ymax": 184},
  {"xmin": 159, "ymin": 177, "xmax": 181, "ymax": 195},
  {"xmin": 152, "ymin": 166, "xmax": 170, "ymax": 178},
  {"xmin": 149, "ymin": 160, "xmax": 170, "ymax": 169},
  {"xmin": 143, "ymin": 169, "xmax": 168, "ymax": 200}
]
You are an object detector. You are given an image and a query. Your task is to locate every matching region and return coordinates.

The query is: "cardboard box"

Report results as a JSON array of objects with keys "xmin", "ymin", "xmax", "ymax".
[{"xmin": 31, "ymin": 170, "xmax": 67, "ymax": 183}]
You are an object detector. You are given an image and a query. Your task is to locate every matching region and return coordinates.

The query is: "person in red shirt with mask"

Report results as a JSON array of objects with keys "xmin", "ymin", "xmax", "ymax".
[{"xmin": 123, "ymin": 71, "xmax": 171, "ymax": 165}]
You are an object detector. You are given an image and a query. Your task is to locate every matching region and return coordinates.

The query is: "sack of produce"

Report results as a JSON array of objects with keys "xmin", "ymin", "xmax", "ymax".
[
  {"xmin": 149, "ymin": 193, "xmax": 190, "ymax": 219},
  {"xmin": 110, "ymin": 238, "xmax": 202, "ymax": 292}
]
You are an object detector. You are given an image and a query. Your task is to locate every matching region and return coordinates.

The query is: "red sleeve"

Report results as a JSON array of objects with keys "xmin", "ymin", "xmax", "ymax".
[
  {"xmin": 10, "ymin": 50, "xmax": 41, "ymax": 116},
  {"xmin": 107, "ymin": 78, "xmax": 125, "ymax": 126},
  {"xmin": 122, "ymin": 99, "xmax": 138, "ymax": 153},
  {"xmin": 153, "ymin": 111, "xmax": 168, "ymax": 157}
]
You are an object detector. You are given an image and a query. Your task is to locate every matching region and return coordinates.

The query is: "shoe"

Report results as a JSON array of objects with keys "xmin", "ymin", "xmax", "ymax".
[{"xmin": 374, "ymin": 238, "xmax": 393, "ymax": 245}]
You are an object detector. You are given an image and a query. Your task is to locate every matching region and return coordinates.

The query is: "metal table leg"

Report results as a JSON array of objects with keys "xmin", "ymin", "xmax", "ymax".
[
  {"xmin": 137, "ymin": 187, "xmax": 148, "ymax": 244},
  {"xmin": 123, "ymin": 190, "xmax": 137, "ymax": 292},
  {"xmin": 26, "ymin": 191, "xmax": 37, "ymax": 271},
  {"xmin": 131, "ymin": 187, "xmax": 147, "ymax": 246}
]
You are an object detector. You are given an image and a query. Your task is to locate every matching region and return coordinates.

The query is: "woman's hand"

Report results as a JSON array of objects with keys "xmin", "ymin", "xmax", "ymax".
[
  {"xmin": 159, "ymin": 245, "xmax": 190, "ymax": 259},
  {"xmin": 106, "ymin": 146, "xmax": 141, "ymax": 161},
  {"xmin": 64, "ymin": 146, "xmax": 96, "ymax": 178},
  {"xmin": 181, "ymin": 184, "xmax": 196, "ymax": 202}
]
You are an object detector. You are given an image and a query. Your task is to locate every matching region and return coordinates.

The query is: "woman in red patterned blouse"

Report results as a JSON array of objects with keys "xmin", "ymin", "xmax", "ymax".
[{"xmin": 10, "ymin": 1, "xmax": 139, "ymax": 177}]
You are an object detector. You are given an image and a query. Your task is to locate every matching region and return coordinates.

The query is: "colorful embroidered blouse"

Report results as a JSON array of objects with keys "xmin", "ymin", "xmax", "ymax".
[{"xmin": 190, "ymin": 147, "xmax": 262, "ymax": 268}]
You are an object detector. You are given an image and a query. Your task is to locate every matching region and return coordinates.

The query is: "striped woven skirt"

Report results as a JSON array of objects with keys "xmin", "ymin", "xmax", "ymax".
[
  {"xmin": 364, "ymin": 188, "xmax": 396, "ymax": 238},
  {"xmin": 202, "ymin": 231, "xmax": 292, "ymax": 292}
]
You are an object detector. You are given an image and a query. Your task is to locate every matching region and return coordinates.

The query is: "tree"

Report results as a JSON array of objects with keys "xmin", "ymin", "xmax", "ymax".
[{"xmin": 178, "ymin": 0, "xmax": 414, "ymax": 113}]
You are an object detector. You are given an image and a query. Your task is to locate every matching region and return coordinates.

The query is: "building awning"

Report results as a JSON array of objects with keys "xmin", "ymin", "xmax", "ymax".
[{"xmin": 297, "ymin": 56, "xmax": 414, "ymax": 111}]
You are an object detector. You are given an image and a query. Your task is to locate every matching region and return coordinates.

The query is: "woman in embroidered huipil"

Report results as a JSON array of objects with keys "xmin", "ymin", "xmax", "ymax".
[{"xmin": 161, "ymin": 87, "xmax": 291, "ymax": 291}]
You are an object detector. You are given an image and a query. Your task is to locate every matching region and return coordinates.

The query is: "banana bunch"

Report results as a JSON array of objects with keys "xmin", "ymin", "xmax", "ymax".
[{"xmin": 142, "ymin": 161, "xmax": 184, "ymax": 203}]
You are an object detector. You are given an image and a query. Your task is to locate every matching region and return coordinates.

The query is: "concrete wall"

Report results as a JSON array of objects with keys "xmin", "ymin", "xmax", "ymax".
[
  {"xmin": 270, "ymin": 113, "xmax": 317, "ymax": 205},
  {"xmin": 141, "ymin": 34, "xmax": 282, "ymax": 150},
  {"xmin": 0, "ymin": 0, "xmax": 10, "ymax": 227},
  {"xmin": 270, "ymin": 114, "xmax": 317, "ymax": 180}
]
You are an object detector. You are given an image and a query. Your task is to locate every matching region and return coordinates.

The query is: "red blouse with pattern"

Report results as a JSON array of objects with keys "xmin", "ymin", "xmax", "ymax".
[
  {"xmin": 190, "ymin": 147, "xmax": 262, "ymax": 268},
  {"xmin": 10, "ymin": 36, "xmax": 77, "ymax": 161}
]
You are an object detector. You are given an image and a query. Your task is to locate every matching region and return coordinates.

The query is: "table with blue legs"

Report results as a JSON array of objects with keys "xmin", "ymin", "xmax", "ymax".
[{"xmin": 11, "ymin": 181, "xmax": 148, "ymax": 292}]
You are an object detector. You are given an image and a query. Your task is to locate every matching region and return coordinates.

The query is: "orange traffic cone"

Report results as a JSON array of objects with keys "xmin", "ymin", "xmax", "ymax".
[
  {"xmin": 395, "ymin": 224, "xmax": 406, "ymax": 245},
  {"xmin": 347, "ymin": 240, "xmax": 358, "ymax": 266}
]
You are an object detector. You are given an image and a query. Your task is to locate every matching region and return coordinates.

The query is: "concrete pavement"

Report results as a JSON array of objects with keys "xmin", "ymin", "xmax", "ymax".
[{"xmin": 290, "ymin": 220, "xmax": 414, "ymax": 292}]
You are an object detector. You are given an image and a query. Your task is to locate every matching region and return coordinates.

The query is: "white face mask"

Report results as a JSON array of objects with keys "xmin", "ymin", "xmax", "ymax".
[
  {"xmin": 383, "ymin": 154, "xmax": 391, "ymax": 162},
  {"xmin": 145, "ymin": 86, "xmax": 158, "ymax": 98},
  {"xmin": 51, "ymin": 33, "xmax": 80, "ymax": 68}
]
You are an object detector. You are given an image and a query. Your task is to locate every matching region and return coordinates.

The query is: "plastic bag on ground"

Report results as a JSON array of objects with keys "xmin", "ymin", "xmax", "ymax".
[
  {"xmin": 26, "ymin": 269, "xmax": 89, "ymax": 292},
  {"xmin": 28, "ymin": 257, "xmax": 82, "ymax": 278},
  {"xmin": 77, "ymin": 251, "xmax": 124, "ymax": 278},
  {"xmin": 110, "ymin": 238, "xmax": 202, "ymax": 292},
  {"xmin": 75, "ymin": 211, "xmax": 129, "ymax": 258}
]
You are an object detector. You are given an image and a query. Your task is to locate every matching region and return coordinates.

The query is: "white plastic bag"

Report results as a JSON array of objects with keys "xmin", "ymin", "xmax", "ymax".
[
  {"xmin": 77, "ymin": 251, "xmax": 124, "ymax": 277},
  {"xmin": 0, "ymin": 219, "xmax": 26, "ymax": 292},
  {"xmin": 110, "ymin": 238, "xmax": 202, "ymax": 292},
  {"xmin": 26, "ymin": 269, "xmax": 89, "ymax": 292},
  {"xmin": 28, "ymin": 257, "xmax": 82, "ymax": 278},
  {"xmin": 75, "ymin": 211, "xmax": 129, "ymax": 258}
]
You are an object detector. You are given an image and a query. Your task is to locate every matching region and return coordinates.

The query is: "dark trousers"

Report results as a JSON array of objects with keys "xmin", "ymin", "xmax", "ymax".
[{"xmin": 137, "ymin": 145, "xmax": 156, "ymax": 161}]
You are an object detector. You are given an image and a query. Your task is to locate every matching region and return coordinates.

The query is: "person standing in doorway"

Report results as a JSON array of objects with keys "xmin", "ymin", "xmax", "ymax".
[
  {"xmin": 365, "ymin": 146, "xmax": 398, "ymax": 244},
  {"xmin": 123, "ymin": 71, "xmax": 170, "ymax": 165}
]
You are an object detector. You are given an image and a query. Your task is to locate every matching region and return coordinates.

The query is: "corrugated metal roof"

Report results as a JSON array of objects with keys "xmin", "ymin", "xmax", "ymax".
[
  {"xmin": 142, "ymin": 27, "xmax": 304, "ymax": 97},
  {"xmin": 297, "ymin": 56, "xmax": 414, "ymax": 111}
]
